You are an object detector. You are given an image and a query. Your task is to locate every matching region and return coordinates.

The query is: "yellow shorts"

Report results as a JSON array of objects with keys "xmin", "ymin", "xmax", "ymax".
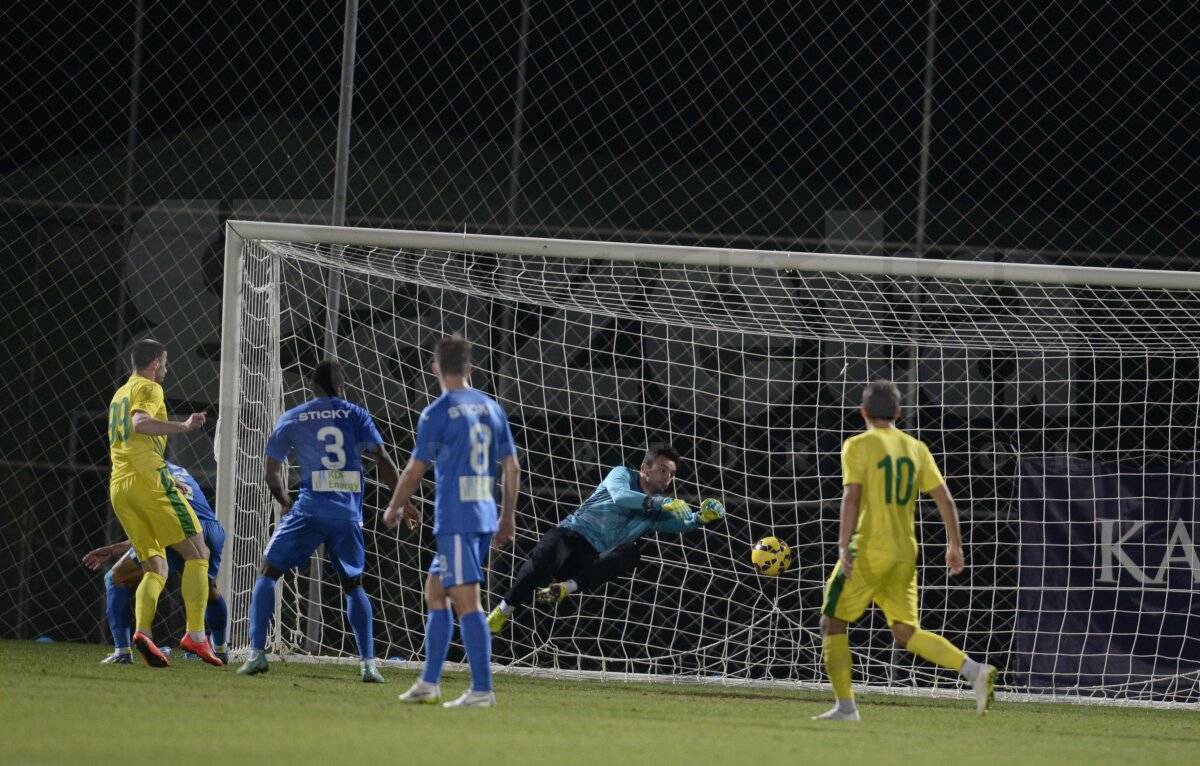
[
  {"xmin": 820, "ymin": 553, "xmax": 919, "ymax": 627},
  {"xmin": 110, "ymin": 467, "xmax": 201, "ymax": 563}
]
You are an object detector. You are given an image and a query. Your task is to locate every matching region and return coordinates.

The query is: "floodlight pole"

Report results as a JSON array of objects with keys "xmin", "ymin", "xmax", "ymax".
[
  {"xmin": 903, "ymin": 0, "xmax": 939, "ymax": 409},
  {"xmin": 305, "ymin": 0, "xmax": 361, "ymax": 656},
  {"xmin": 506, "ymin": 0, "xmax": 533, "ymax": 231},
  {"xmin": 326, "ymin": 0, "xmax": 359, "ymax": 359}
]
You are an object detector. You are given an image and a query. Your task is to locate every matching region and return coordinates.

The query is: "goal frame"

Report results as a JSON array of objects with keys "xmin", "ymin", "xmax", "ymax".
[{"xmin": 215, "ymin": 220, "xmax": 1200, "ymax": 704}]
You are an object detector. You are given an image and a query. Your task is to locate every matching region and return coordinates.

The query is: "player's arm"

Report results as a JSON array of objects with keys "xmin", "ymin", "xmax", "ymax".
[
  {"xmin": 369, "ymin": 443, "xmax": 401, "ymax": 491},
  {"xmin": 132, "ymin": 411, "xmax": 206, "ymax": 435},
  {"xmin": 494, "ymin": 454, "xmax": 521, "ymax": 549},
  {"xmin": 82, "ymin": 540, "xmax": 133, "ymax": 571},
  {"xmin": 382, "ymin": 457, "xmax": 427, "ymax": 530},
  {"xmin": 928, "ymin": 483, "xmax": 964, "ymax": 576},
  {"xmin": 264, "ymin": 456, "xmax": 293, "ymax": 513},
  {"xmin": 603, "ymin": 467, "xmax": 687, "ymax": 516},
  {"xmin": 838, "ymin": 483, "xmax": 862, "ymax": 578},
  {"xmin": 649, "ymin": 511, "xmax": 701, "ymax": 534}
]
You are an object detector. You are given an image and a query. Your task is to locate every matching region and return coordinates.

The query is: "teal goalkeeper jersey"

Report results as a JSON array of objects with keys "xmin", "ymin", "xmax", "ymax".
[{"xmin": 559, "ymin": 466, "xmax": 700, "ymax": 553}]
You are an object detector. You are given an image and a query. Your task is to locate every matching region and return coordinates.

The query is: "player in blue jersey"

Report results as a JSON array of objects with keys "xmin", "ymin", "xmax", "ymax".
[
  {"xmin": 83, "ymin": 461, "xmax": 230, "ymax": 664},
  {"xmin": 485, "ymin": 442, "xmax": 725, "ymax": 633},
  {"xmin": 384, "ymin": 335, "xmax": 521, "ymax": 708},
  {"xmin": 237, "ymin": 360, "xmax": 407, "ymax": 682}
]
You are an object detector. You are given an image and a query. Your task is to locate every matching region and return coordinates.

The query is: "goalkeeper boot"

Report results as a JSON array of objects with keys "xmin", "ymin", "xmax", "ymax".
[
  {"xmin": 237, "ymin": 651, "xmax": 269, "ymax": 676},
  {"xmin": 398, "ymin": 680, "xmax": 441, "ymax": 704},
  {"xmin": 443, "ymin": 689, "xmax": 496, "ymax": 708},
  {"xmin": 100, "ymin": 650, "xmax": 133, "ymax": 665},
  {"xmin": 486, "ymin": 607, "xmax": 509, "ymax": 634},
  {"xmin": 361, "ymin": 661, "xmax": 385, "ymax": 684},
  {"xmin": 811, "ymin": 706, "xmax": 860, "ymax": 722},
  {"xmin": 132, "ymin": 631, "xmax": 170, "ymax": 668},
  {"xmin": 972, "ymin": 663, "xmax": 998, "ymax": 715},
  {"xmin": 180, "ymin": 633, "xmax": 224, "ymax": 667},
  {"xmin": 535, "ymin": 583, "xmax": 569, "ymax": 606}
]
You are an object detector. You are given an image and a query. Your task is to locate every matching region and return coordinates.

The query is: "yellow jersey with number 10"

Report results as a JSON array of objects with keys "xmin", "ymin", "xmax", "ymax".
[
  {"xmin": 841, "ymin": 427, "xmax": 944, "ymax": 561},
  {"xmin": 108, "ymin": 373, "xmax": 168, "ymax": 482}
]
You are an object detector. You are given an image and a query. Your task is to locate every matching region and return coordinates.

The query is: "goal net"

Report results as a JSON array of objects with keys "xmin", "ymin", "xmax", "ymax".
[{"xmin": 219, "ymin": 221, "xmax": 1200, "ymax": 708}]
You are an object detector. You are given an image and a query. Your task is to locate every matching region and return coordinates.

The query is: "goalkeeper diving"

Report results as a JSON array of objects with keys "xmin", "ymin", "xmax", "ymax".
[{"xmin": 487, "ymin": 442, "xmax": 724, "ymax": 632}]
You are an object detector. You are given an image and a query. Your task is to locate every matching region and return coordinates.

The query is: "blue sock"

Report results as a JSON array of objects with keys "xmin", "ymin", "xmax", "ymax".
[
  {"xmin": 420, "ymin": 608, "xmax": 454, "ymax": 685},
  {"xmin": 344, "ymin": 586, "xmax": 374, "ymax": 660},
  {"xmin": 459, "ymin": 610, "xmax": 492, "ymax": 693},
  {"xmin": 105, "ymin": 571, "xmax": 131, "ymax": 650},
  {"xmin": 206, "ymin": 591, "xmax": 229, "ymax": 648},
  {"xmin": 249, "ymin": 575, "xmax": 276, "ymax": 652}
]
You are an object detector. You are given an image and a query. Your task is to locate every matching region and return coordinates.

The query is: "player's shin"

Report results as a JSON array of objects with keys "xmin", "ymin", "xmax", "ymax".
[
  {"xmin": 181, "ymin": 559, "xmax": 210, "ymax": 640},
  {"xmin": 133, "ymin": 570, "xmax": 166, "ymax": 632},
  {"xmin": 905, "ymin": 628, "xmax": 967, "ymax": 671},
  {"xmin": 459, "ymin": 611, "xmax": 493, "ymax": 693},
  {"xmin": 823, "ymin": 634, "xmax": 854, "ymax": 701},
  {"xmin": 249, "ymin": 575, "xmax": 276, "ymax": 652},
  {"xmin": 420, "ymin": 609, "xmax": 453, "ymax": 685},
  {"xmin": 206, "ymin": 592, "xmax": 229, "ymax": 650},
  {"xmin": 345, "ymin": 587, "xmax": 374, "ymax": 660},
  {"xmin": 105, "ymin": 571, "xmax": 132, "ymax": 651}
]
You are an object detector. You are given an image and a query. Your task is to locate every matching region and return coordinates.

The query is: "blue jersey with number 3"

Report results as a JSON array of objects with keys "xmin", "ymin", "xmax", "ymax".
[
  {"xmin": 413, "ymin": 389, "xmax": 516, "ymax": 535},
  {"xmin": 265, "ymin": 397, "xmax": 384, "ymax": 521}
]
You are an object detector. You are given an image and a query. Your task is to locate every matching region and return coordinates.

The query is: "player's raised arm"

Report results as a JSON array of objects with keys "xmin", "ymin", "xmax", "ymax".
[{"xmin": 132, "ymin": 410, "xmax": 206, "ymax": 435}]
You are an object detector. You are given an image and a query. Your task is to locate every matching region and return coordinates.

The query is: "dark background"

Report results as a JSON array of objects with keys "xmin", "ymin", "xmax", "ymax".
[{"xmin": 1, "ymin": 1, "xmax": 1197, "ymax": 694}]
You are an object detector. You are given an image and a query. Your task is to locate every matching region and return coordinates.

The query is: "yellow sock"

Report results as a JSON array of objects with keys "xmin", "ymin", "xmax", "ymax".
[
  {"xmin": 823, "ymin": 634, "xmax": 854, "ymax": 700},
  {"xmin": 134, "ymin": 570, "xmax": 166, "ymax": 633},
  {"xmin": 906, "ymin": 629, "xmax": 966, "ymax": 670},
  {"xmin": 182, "ymin": 559, "xmax": 210, "ymax": 633}
]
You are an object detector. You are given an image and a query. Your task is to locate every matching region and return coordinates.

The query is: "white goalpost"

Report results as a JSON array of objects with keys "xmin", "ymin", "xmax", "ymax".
[{"xmin": 217, "ymin": 220, "xmax": 1200, "ymax": 708}]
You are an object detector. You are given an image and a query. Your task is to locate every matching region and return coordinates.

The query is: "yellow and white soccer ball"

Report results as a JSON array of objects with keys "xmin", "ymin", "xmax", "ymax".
[{"xmin": 751, "ymin": 536, "xmax": 792, "ymax": 577}]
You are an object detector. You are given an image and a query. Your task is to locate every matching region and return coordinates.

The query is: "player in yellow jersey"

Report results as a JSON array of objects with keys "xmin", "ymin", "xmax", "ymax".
[
  {"xmin": 813, "ymin": 380, "xmax": 996, "ymax": 720},
  {"xmin": 108, "ymin": 338, "xmax": 222, "ymax": 668}
]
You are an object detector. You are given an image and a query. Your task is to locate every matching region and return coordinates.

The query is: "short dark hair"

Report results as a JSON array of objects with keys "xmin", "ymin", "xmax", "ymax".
[
  {"xmin": 643, "ymin": 442, "xmax": 681, "ymax": 468},
  {"xmin": 311, "ymin": 359, "xmax": 344, "ymax": 398},
  {"xmin": 863, "ymin": 379, "xmax": 902, "ymax": 420},
  {"xmin": 130, "ymin": 338, "xmax": 166, "ymax": 371},
  {"xmin": 435, "ymin": 334, "xmax": 472, "ymax": 376}
]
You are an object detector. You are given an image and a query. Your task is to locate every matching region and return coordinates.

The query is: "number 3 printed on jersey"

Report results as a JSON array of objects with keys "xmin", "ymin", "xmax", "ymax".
[{"xmin": 318, "ymin": 425, "xmax": 347, "ymax": 469}]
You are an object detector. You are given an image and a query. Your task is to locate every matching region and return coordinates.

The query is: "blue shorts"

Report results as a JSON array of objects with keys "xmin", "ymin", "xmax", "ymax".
[
  {"xmin": 131, "ymin": 518, "xmax": 225, "ymax": 580},
  {"xmin": 264, "ymin": 513, "xmax": 366, "ymax": 580},
  {"xmin": 429, "ymin": 533, "xmax": 492, "ymax": 588}
]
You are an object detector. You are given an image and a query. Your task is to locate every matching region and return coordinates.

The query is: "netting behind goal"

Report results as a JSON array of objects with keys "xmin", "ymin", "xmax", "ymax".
[{"xmin": 220, "ymin": 223, "xmax": 1200, "ymax": 707}]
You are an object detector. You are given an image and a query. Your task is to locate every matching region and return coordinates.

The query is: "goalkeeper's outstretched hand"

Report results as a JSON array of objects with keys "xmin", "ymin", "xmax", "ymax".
[
  {"xmin": 698, "ymin": 498, "xmax": 726, "ymax": 523},
  {"xmin": 660, "ymin": 497, "xmax": 691, "ymax": 518}
]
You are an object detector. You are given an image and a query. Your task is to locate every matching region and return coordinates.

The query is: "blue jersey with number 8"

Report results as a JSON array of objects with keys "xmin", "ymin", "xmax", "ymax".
[
  {"xmin": 265, "ymin": 397, "xmax": 384, "ymax": 521},
  {"xmin": 413, "ymin": 389, "xmax": 516, "ymax": 535}
]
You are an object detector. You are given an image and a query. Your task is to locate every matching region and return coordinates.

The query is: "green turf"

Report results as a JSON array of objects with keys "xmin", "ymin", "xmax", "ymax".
[{"xmin": 2, "ymin": 640, "xmax": 1197, "ymax": 765}]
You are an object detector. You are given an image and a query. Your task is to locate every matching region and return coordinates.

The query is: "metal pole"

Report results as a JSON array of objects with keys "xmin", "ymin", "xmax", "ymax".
[
  {"xmin": 899, "ymin": 4, "xmax": 939, "ymax": 684},
  {"xmin": 913, "ymin": 0, "xmax": 938, "ymax": 261},
  {"xmin": 111, "ymin": 0, "xmax": 146, "ymax": 380},
  {"xmin": 505, "ymin": 0, "xmax": 532, "ymax": 231},
  {"xmin": 324, "ymin": 0, "xmax": 359, "ymax": 358},
  {"xmin": 903, "ymin": 0, "xmax": 939, "ymax": 409},
  {"xmin": 307, "ymin": 0, "xmax": 360, "ymax": 655}
]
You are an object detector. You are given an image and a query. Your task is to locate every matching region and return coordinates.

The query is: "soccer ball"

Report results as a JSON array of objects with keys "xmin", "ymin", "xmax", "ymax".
[{"xmin": 751, "ymin": 536, "xmax": 792, "ymax": 577}]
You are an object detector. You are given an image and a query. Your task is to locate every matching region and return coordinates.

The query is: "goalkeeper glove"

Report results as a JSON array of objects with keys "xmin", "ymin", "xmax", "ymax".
[
  {"xmin": 654, "ymin": 497, "xmax": 691, "ymax": 519},
  {"xmin": 698, "ymin": 498, "xmax": 726, "ymax": 523}
]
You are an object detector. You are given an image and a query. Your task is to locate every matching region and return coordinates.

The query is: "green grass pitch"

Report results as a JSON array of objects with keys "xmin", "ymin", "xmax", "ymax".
[{"xmin": 2, "ymin": 640, "xmax": 1197, "ymax": 765}]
